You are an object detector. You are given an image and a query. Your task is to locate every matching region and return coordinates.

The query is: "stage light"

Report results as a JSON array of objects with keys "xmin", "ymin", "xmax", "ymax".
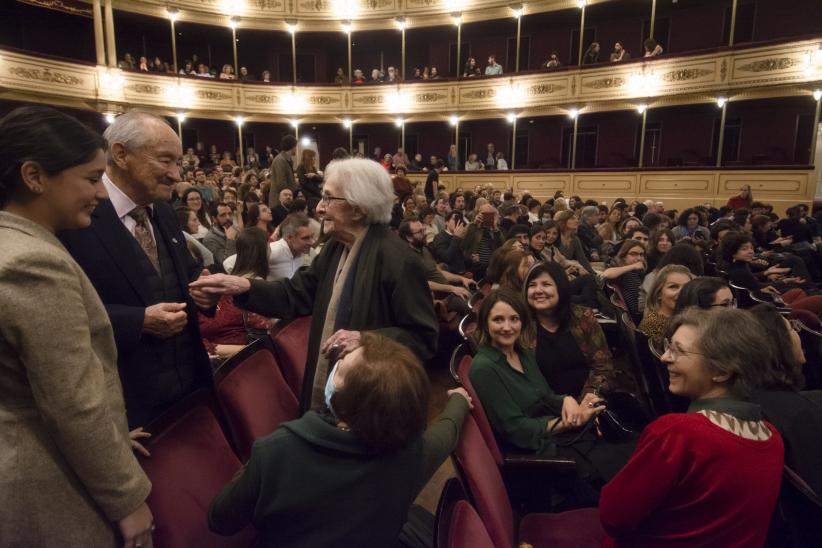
[
  {"xmin": 577, "ymin": 0, "xmax": 587, "ymax": 8},
  {"xmin": 452, "ymin": 14, "xmax": 462, "ymax": 26},
  {"xmin": 511, "ymin": 6, "xmax": 523, "ymax": 18}
]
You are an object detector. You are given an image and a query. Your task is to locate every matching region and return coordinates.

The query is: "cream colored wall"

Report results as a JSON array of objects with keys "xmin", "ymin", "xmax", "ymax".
[{"xmin": 406, "ymin": 169, "xmax": 814, "ymax": 215}]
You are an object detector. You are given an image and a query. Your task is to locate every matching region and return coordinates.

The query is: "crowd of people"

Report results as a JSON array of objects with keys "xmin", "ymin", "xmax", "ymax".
[
  {"xmin": 2, "ymin": 104, "xmax": 821, "ymax": 547},
  {"xmin": 118, "ymin": 37, "xmax": 666, "ymax": 85}
]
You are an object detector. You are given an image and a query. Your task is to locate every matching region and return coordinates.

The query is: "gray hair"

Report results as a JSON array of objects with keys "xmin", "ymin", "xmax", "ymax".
[
  {"xmin": 667, "ymin": 308, "xmax": 771, "ymax": 399},
  {"xmin": 280, "ymin": 212, "xmax": 311, "ymax": 238},
  {"xmin": 325, "ymin": 158, "xmax": 394, "ymax": 225},
  {"xmin": 646, "ymin": 264, "xmax": 693, "ymax": 313},
  {"xmin": 581, "ymin": 205, "xmax": 599, "ymax": 219},
  {"xmin": 103, "ymin": 111, "xmax": 173, "ymax": 164}
]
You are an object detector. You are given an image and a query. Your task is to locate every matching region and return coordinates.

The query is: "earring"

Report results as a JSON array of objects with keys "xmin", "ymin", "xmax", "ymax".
[{"xmin": 32, "ymin": 186, "xmax": 42, "ymax": 194}]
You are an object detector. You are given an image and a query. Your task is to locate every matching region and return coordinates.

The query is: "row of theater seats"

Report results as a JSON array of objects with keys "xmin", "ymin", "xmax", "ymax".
[
  {"xmin": 135, "ymin": 317, "xmax": 311, "ymax": 548},
  {"xmin": 437, "ymin": 284, "xmax": 822, "ymax": 547}
]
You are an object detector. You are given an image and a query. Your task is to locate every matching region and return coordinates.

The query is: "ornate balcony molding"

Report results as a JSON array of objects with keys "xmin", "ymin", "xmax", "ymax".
[
  {"xmin": 93, "ymin": 0, "xmax": 579, "ymax": 32},
  {"xmin": 0, "ymin": 38, "xmax": 819, "ymax": 122}
]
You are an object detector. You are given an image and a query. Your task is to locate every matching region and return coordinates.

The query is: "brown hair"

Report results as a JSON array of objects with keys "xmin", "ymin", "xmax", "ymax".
[
  {"xmin": 332, "ymin": 332, "xmax": 430, "ymax": 454},
  {"xmin": 616, "ymin": 239, "xmax": 646, "ymax": 266},
  {"xmin": 497, "ymin": 249, "xmax": 531, "ymax": 294},
  {"xmin": 476, "ymin": 289, "xmax": 534, "ymax": 351},
  {"xmin": 300, "ymin": 149, "xmax": 317, "ymax": 172},
  {"xmin": 645, "ymin": 264, "xmax": 693, "ymax": 313}
]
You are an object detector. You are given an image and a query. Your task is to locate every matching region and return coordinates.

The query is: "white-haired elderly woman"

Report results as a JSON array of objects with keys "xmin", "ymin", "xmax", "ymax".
[{"xmin": 190, "ymin": 158, "xmax": 439, "ymax": 411}]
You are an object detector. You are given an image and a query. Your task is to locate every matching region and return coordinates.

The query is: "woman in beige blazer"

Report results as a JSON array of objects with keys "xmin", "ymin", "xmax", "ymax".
[{"xmin": 0, "ymin": 106, "xmax": 153, "ymax": 547}]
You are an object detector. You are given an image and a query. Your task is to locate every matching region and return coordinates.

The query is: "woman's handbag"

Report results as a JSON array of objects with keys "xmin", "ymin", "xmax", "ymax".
[{"xmin": 596, "ymin": 390, "xmax": 650, "ymax": 442}]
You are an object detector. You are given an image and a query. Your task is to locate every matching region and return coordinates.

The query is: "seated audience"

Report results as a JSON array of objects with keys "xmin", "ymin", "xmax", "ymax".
[
  {"xmin": 643, "ymin": 38, "xmax": 664, "ymax": 57},
  {"xmin": 203, "ymin": 202, "xmax": 238, "ymax": 265},
  {"xmin": 182, "ymin": 187, "xmax": 211, "ymax": 239},
  {"xmin": 601, "ymin": 239, "xmax": 647, "ymax": 321},
  {"xmin": 639, "ymin": 242, "xmax": 703, "ymax": 312},
  {"xmin": 495, "ymin": 152, "xmax": 508, "ymax": 170},
  {"xmin": 610, "ymin": 42, "xmax": 631, "ymax": 62},
  {"xmin": 598, "ymin": 206, "xmax": 623, "ymax": 243},
  {"xmin": 245, "ymin": 203, "xmax": 274, "ymax": 238},
  {"xmin": 484, "ymin": 55, "xmax": 503, "ymax": 76},
  {"xmin": 496, "ymin": 249, "xmax": 535, "ymax": 294},
  {"xmin": 600, "ymin": 308, "xmax": 784, "ymax": 547},
  {"xmin": 176, "ymin": 206, "xmax": 216, "ymax": 269},
  {"xmin": 645, "ymin": 228, "xmax": 674, "ymax": 271},
  {"xmin": 464, "ymin": 153, "xmax": 483, "ymax": 171},
  {"xmin": 577, "ymin": 205, "xmax": 604, "ymax": 261},
  {"xmin": 727, "ymin": 184, "xmax": 753, "ymax": 210},
  {"xmin": 334, "ymin": 67, "xmax": 348, "ymax": 85},
  {"xmin": 673, "ymin": 277, "xmax": 735, "ymax": 312},
  {"xmin": 750, "ymin": 304, "xmax": 822, "ymax": 494},
  {"xmin": 543, "ymin": 51, "xmax": 562, "ymax": 69},
  {"xmin": 462, "ymin": 57, "xmax": 478, "ymax": 77},
  {"xmin": 208, "ymin": 332, "xmax": 471, "ymax": 546},
  {"xmin": 671, "ymin": 208, "xmax": 710, "ymax": 242},
  {"xmin": 470, "ymin": 290, "xmax": 635, "ymax": 495},
  {"xmin": 432, "ymin": 211, "xmax": 469, "ymax": 275},
  {"xmin": 555, "ymin": 210, "xmax": 594, "ymax": 275},
  {"xmin": 525, "ymin": 262, "xmax": 616, "ymax": 398},
  {"xmin": 583, "ymin": 42, "xmax": 601, "ymax": 64},
  {"xmin": 219, "ymin": 64, "xmax": 236, "ymax": 80},
  {"xmin": 638, "ymin": 265, "xmax": 694, "ymax": 347},
  {"xmin": 462, "ymin": 203, "xmax": 504, "ymax": 279},
  {"xmin": 199, "ymin": 228, "xmax": 272, "ymax": 359}
]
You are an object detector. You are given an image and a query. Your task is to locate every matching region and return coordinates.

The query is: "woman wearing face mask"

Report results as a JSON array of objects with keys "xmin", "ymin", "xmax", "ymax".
[
  {"xmin": 638, "ymin": 265, "xmax": 694, "ymax": 347},
  {"xmin": 600, "ymin": 308, "xmax": 784, "ymax": 547},
  {"xmin": 524, "ymin": 262, "xmax": 616, "ymax": 398},
  {"xmin": 750, "ymin": 304, "xmax": 822, "ymax": 496},
  {"xmin": 470, "ymin": 290, "xmax": 634, "ymax": 498},
  {"xmin": 209, "ymin": 332, "xmax": 471, "ymax": 546}
]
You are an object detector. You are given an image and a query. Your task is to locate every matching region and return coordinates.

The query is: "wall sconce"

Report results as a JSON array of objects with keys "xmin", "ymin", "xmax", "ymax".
[
  {"xmin": 286, "ymin": 22, "xmax": 297, "ymax": 34},
  {"xmin": 628, "ymin": 71, "xmax": 658, "ymax": 95},
  {"xmin": 814, "ymin": 89, "xmax": 822, "ymax": 101},
  {"xmin": 235, "ymin": 116, "xmax": 245, "ymax": 126},
  {"xmin": 567, "ymin": 108, "xmax": 579, "ymax": 119},
  {"xmin": 289, "ymin": 119, "xmax": 299, "ymax": 128},
  {"xmin": 497, "ymin": 84, "xmax": 525, "ymax": 108},
  {"xmin": 395, "ymin": 17, "xmax": 407, "ymax": 31},
  {"xmin": 332, "ymin": 0, "xmax": 359, "ymax": 19},
  {"xmin": 452, "ymin": 13, "xmax": 462, "ymax": 26},
  {"xmin": 228, "ymin": 17, "xmax": 239, "ymax": 30},
  {"xmin": 395, "ymin": 117, "xmax": 404, "ymax": 128},
  {"xmin": 220, "ymin": 0, "xmax": 244, "ymax": 15},
  {"xmin": 281, "ymin": 92, "xmax": 306, "ymax": 114},
  {"xmin": 387, "ymin": 91, "xmax": 410, "ymax": 112},
  {"xmin": 505, "ymin": 112, "xmax": 517, "ymax": 123},
  {"xmin": 511, "ymin": 5, "xmax": 523, "ymax": 18},
  {"xmin": 445, "ymin": 0, "xmax": 466, "ymax": 11},
  {"xmin": 104, "ymin": 113, "xmax": 116, "ymax": 124},
  {"xmin": 99, "ymin": 68, "xmax": 125, "ymax": 91},
  {"xmin": 637, "ymin": 103, "xmax": 647, "ymax": 114},
  {"xmin": 342, "ymin": 118, "xmax": 352, "ymax": 129},
  {"xmin": 176, "ymin": 112, "xmax": 186, "ymax": 123},
  {"xmin": 341, "ymin": 21, "xmax": 352, "ymax": 34},
  {"xmin": 716, "ymin": 97, "xmax": 727, "ymax": 108},
  {"xmin": 577, "ymin": 0, "xmax": 587, "ymax": 8},
  {"xmin": 166, "ymin": 8, "xmax": 179, "ymax": 22},
  {"xmin": 449, "ymin": 114, "xmax": 459, "ymax": 126}
]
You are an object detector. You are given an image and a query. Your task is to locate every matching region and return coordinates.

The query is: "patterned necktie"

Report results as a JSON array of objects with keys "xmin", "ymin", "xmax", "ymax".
[{"xmin": 129, "ymin": 206, "xmax": 160, "ymax": 272}]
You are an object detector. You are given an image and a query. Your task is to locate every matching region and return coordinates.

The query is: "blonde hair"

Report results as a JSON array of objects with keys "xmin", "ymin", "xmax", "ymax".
[{"xmin": 646, "ymin": 264, "xmax": 693, "ymax": 313}]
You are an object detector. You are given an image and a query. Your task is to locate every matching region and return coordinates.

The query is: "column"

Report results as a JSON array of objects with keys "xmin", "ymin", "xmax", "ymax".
[
  {"xmin": 92, "ymin": 0, "xmax": 105, "ymax": 66},
  {"xmin": 103, "ymin": 0, "xmax": 117, "ymax": 68}
]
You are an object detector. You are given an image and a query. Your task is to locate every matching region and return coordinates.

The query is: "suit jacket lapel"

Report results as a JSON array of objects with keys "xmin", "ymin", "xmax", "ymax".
[{"xmin": 90, "ymin": 200, "xmax": 152, "ymax": 305}]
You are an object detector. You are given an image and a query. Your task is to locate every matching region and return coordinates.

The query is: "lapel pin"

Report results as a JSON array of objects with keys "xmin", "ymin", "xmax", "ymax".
[{"xmin": 172, "ymin": 237, "xmax": 179, "ymax": 244}]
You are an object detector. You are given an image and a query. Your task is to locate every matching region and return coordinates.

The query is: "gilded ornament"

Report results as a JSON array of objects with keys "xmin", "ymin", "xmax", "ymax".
[
  {"xmin": 8, "ymin": 66, "xmax": 82, "ymax": 86},
  {"xmin": 309, "ymin": 96, "xmax": 340, "ymax": 104},
  {"xmin": 248, "ymin": 94, "xmax": 277, "ymax": 104},
  {"xmin": 354, "ymin": 95, "xmax": 385, "ymax": 105},
  {"xmin": 661, "ymin": 68, "xmax": 712, "ymax": 82},
  {"xmin": 127, "ymin": 84, "xmax": 162, "ymax": 95},
  {"xmin": 583, "ymin": 77, "xmax": 626, "ymax": 90},
  {"xmin": 720, "ymin": 59, "xmax": 728, "ymax": 82},
  {"xmin": 415, "ymin": 92, "xmax": 446, "ymax": 103},
  {"xmin": 738, "ymin": 57, "xmax": 801, "ymax": 73},
  {"xmin": 462, "ymin": 89, "xmax": 496, "ymax": 100},
  {"xmin": 197, "ymin": 90, "xmax": 231, "ymax": 100}
]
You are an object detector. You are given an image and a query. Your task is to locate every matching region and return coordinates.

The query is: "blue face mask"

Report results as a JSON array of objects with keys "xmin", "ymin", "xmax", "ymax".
[{"xmin": 325, "ymin": 361, "xmax": 340, "ymax": 416}]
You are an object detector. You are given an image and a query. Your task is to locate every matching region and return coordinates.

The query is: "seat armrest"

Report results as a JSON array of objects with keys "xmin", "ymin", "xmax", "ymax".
[{"xmin": 502, "ymin": 452, "xmax": 577, "ymax": 471}]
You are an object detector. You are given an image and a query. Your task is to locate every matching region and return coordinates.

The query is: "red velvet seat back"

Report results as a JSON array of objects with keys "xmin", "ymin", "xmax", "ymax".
[
  {"xmin": 448, "ymin": 501, "xmax": 496, "ymax": 548},
  {"xmin": 139, "ymin": 404, "xmax": 257, "ymax": 548},
  {"xmin": 272, "ymin": 316, "xmax": 311, "ymax": 397},
  {"xmin": 216, "ymin": 347, "xmax": 299, "ymax": 461},
  {"xmin": 457, "ymin": 355, "xmax": 504, "ymax": 465},
  {"xmin": 455, "ymin": 415, "xmax": 515, "ymax": 548}
]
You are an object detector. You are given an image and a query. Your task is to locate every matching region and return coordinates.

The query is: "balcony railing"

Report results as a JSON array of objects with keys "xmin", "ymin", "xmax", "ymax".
[{"xmin": 0, "ymin": 37, "xmax": 819, "ymax": 121}]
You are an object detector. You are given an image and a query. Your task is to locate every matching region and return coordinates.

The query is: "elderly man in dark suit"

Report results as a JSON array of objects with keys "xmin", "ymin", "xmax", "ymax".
[{"xmin": 61, "ymin": 111, "xmax": 212, "ymax": 429}]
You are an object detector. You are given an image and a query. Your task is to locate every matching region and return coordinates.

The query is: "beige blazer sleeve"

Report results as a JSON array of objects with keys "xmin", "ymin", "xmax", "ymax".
[{"xmin": 1, "ymin": 249, "xmax": 151, "ymax": 521}]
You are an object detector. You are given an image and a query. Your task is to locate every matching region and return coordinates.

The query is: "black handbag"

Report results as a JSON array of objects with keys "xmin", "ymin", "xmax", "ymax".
[{"xmin": 596, "ymin": 390, "xmax": 651, "ymax": 442}]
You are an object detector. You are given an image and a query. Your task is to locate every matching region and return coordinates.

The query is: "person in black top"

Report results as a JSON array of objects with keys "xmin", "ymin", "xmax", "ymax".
[
  {"xmin": 583, "ymin": 42, "xmax": 601, "ymax": 64},
  {"xmin": 423, "ymin": 161, "xmax": 443, "ymax": 203}
]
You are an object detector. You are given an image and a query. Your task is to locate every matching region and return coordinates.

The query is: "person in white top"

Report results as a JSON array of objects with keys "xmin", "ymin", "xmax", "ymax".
[{"xmin": 224, "ymin": 212, "xmax": 316, "ymax": 281}]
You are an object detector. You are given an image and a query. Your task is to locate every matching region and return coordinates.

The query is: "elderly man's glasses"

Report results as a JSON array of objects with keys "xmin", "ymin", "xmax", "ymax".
[{"xmin": 320, "ymin": 194, "xmax": 348, "ymax": 205}]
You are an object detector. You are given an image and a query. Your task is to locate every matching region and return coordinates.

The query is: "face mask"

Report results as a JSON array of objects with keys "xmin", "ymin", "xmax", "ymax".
[{"xmin": 325, "ymin": 361, "xmax": 340, "ymax": 416}]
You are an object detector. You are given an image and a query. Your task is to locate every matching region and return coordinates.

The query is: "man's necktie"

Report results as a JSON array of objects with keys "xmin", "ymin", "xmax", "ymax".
[{"xmin": 129, "ymin": 206, "xmax": 160, "ymax": 272}]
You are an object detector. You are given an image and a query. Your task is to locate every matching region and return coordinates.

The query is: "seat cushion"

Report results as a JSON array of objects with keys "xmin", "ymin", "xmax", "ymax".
[
  {"xmin": 272, "ymin": 316, "xmax": 311, "ymax": 397},
  {"xmin": 519, "ymin": 508, "xmax": 604, "ymax": 548},
  {"xmin": 448, "ymin": 501, "xmax": 495, "ymax": 548}
]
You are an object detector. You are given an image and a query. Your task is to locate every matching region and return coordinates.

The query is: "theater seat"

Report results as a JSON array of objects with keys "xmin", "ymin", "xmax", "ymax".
[
  {"xmin": 214, "ymin": 336, "xmax": 299, "ymax": 461},
  {"xmin": 454, "ymin": 414, "xmax": 603, "ymax": 548},
  {"xmin": 448, "ymin": 500, "xmax": 495, "ymax": 548},
  {"xmin": 272, "ymin": 315, "xmax": 311, "ymax": 397},
  {"xmin": 138, "ymin": 393, "xmax": 257, "ymax": 548}
]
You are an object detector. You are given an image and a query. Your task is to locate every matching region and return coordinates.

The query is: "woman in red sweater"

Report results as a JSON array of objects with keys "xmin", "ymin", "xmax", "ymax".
[
  {"xmin": 726, "ymin": 184, "xmax": 753, "ymax": 210},
  {"xmin": 599, "ymin": 307, "xmax": 784, "ymax": 547}
]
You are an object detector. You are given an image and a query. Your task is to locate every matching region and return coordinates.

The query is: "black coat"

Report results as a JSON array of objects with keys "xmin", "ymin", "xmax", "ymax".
[
  {"xmin": 235, "ymin": 224, "xmax": 439, "ymax": 411},
  {"xmin": 60, "ymin": 199, "xmax": 212, "ymax": 427},
  {"xmin": 431, "ymin": 231, "xmax": 467, "ymax": 274}
]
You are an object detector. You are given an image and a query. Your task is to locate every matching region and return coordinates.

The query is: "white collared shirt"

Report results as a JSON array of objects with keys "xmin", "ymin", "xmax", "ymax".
[
  {"xmin": 102, "ymin": 173, "xmax": 155, "ymax": 243},
  {"xmin": 222, "ymin": 238, "xmax": 304, "ymax": 281}
]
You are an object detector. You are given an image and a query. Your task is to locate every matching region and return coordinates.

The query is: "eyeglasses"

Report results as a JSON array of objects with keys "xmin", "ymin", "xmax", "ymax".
[
  {"xmin": 663, "ymin": 338, "xmax": 705, "ymax": 361},
  {"xmin": 627, "ymin": 251, "xmax": 646, "ymax": 258},
  {"xmin": 320, "ymin": 194, "xmax": 348, "ymax": 205},
  {"xmin": 710, "ymin": 298, "xmax": 737, "ymax": 309}
]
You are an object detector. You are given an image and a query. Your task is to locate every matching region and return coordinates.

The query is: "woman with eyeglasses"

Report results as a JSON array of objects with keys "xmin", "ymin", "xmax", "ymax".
[
  {"xmin": 673, "ymin": 277, "xmax": 735, "ymax": 313},
  {"xmin": 750, "ymin": 304, "xmax": 822, "ymax": 495},
  {"xmin": 600, "ymin": 308, "xmax": 784, "ymax": 547},
  {"xmin": 181, "ymin": 187, "xmax": 210, "ymax": 239},
  {"xmin": 469, "ymin": 290, "xmax": 634, "ymax": 501},
  {"xmin": 601, "ymin": 240, "xmax": 647, "ymax": 322}
]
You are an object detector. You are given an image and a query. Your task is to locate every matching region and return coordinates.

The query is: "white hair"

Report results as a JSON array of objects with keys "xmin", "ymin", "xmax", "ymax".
[
  {"xmin": 103, "ymin": 111, "xmax": 173, "ymax": 164},
  {"xmin": 326, "ymin": 158, "xmax": 394, "ymax": 225}
]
